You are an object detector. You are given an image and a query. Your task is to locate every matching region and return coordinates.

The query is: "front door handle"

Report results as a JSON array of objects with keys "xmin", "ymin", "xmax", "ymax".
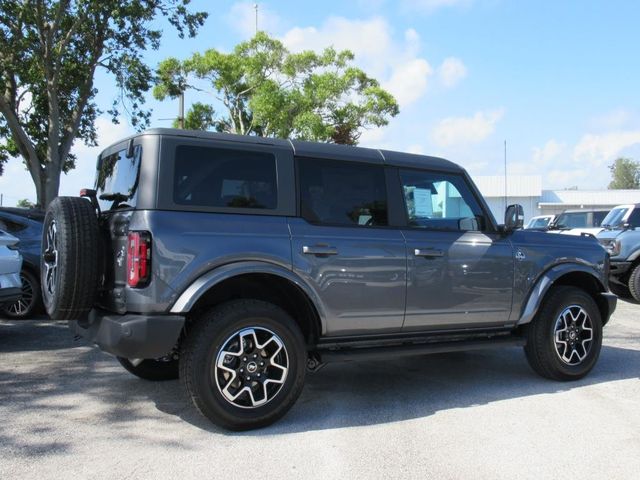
[
  {"xmin": 414, "ymin": 248, "xmax": 444, "ymax": 258},
  {"xmin": 303, "ymin": 245, "xmax": 339, "ymax": 256}
]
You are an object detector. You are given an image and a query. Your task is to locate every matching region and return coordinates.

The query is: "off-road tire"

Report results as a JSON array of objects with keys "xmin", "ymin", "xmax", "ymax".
[
  {"xmin": 1, "ymin": 269, "xmax": 42, "ymax": 319},
  {"xmin": 524, "ymin": 286, "xmax": 602, "ymax": 381},
  {"xmin": 628, "ymin": 264, "xmax": 640, "ymax": 302},
  {"xmin": 117, "ymin": 357, "xmax": 179, "ymax": 381},
  {"xmin": 180, "ymin": 299, "xmax": 306, "ymax": 431},
  {"xmin": 41, "ymin": 197, "xmax": 101, "ymax": 320}
]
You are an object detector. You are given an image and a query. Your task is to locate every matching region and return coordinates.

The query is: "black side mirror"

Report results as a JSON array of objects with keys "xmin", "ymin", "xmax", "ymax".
[{"xmin": 504, "ymin": 204, "xmax": 524, "ymax": 231}]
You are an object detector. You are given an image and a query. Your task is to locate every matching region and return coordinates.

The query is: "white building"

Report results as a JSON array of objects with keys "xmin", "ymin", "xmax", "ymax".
[{"xmin": 472, "ymin": 175, "xmax": 640, "ymax": 223}]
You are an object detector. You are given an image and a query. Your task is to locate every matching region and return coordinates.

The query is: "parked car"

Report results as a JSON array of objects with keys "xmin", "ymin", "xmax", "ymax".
[
  {"xmin": 547, "ymin": 208, "xmax": 610, "ymax": 236},
  {"xmin": 42, "ymin": 129, "xmax": 616, "ymax": 430},
  {"xmin": 525, "ymin": 214, "xmax": 555, "ymax": 229},
  {"xmin": 0, "ymin": 207, "xmax": 44, "ymax": 318},
  {"xmin": 597, "ymin": 204, "xmax": 640, "ymax": 301},
  {"xmin": 0, "ymin": 230, "xmax": 22, "ymax": 309}
]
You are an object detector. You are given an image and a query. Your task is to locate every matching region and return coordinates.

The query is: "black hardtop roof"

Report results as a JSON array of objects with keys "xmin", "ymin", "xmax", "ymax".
[{"xmin": 110, "ymin": 128, "xmax": 463, "ymax": 173}]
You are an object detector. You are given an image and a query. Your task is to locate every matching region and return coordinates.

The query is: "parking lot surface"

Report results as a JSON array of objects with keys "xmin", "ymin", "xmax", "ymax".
[{"xmin": 1, "ymin": 301, "xmax": 639, "ymax": 480}]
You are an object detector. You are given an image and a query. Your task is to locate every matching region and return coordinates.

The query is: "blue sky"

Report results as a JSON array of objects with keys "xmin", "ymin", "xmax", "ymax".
[{"xmin": 3, "ymin": 0, "xmax": 640, "ymax": 205}]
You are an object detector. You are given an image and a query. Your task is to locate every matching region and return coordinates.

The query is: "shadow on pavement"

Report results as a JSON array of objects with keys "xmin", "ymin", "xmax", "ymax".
[{"xmin": 0, "ymin": 318, "xmax": 638, "ymax": 453}]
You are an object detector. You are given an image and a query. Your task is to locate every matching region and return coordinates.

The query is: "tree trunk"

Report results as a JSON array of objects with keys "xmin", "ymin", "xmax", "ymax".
[{"xmin": 36, "ymin": 165, "xmax": 61, "ymax": 209}]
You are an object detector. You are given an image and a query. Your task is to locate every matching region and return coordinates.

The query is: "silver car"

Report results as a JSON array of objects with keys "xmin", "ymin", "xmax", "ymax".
[{"xmin": 0, "ymin": 230, "xmax": 22, "ymax": 308}]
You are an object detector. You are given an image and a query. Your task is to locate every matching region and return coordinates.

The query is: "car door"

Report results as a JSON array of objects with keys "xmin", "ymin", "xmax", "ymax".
[
  {"xmin": 397, "ymin": 168, "xmax": 514, "ymax": 331},
  {"xmin": 289, "ymin": 157, "xmax": 407, "ymax": 336}
]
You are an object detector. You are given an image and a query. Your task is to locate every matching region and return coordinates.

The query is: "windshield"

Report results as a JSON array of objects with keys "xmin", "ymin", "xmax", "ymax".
[
  {"xmin": 553, "ymin": 212, "xmax": 588, "ymax": 229},
  {"xmin": 601, "ymin": 207, "xmax": 629, "ymax": 229},
  {"xmin": 527, "ymin": 217, "xmax": 551, "ymax": 228}
]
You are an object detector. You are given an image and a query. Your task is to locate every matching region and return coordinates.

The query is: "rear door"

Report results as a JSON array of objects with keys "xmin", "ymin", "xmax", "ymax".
[
  {"xmin": 289, "ymin": 157, "xmax": 407, "ymax": 336},
  {"xmin": 397, "ymin": 168, "xmax": 514, "ymax": 331}
]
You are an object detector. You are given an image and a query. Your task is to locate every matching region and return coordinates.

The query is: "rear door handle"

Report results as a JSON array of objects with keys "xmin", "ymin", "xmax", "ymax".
[
  {"xmin": 414, "ymin": 248, "xmax": 444, "ymax": 258},
  {"xmin": 303, "ymin": 245, "xmax": 339, "ymax": 256}
]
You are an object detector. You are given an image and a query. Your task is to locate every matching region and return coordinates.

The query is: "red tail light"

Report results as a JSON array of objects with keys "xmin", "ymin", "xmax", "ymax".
[{"xmin": 127, "ymin": 231, "xmax": 151, "ymax": 287}]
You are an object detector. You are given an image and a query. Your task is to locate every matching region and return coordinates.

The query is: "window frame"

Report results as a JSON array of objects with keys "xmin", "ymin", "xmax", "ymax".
[
  {"xmin": 394, "ymin": 167, "xmax": 494, "ymax": 233},
  {"xmin": 156, "ymin": 137, "xmax": 295, "ymax": 216},
  {"xmin": 294, "ymin": 156, "xmax": 401, "ymax": 229}
]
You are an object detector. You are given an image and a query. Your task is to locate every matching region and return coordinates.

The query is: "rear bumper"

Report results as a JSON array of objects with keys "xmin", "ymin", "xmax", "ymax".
[{"xmin": 71, "ymin": 309, "xmax": 185, "ymax": 359}]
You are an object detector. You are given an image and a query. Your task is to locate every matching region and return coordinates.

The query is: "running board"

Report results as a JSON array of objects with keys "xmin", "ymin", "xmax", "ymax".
[{"xmin": 315, "ymin": 336, "xmax": 526, "ymax": 363}]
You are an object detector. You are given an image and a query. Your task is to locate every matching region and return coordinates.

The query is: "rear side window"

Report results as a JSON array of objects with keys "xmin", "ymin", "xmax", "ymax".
[
  {"xmin": 95, "ymin": 146, "xmax": 142, "ymax": 211},
  {"xmin": 298, "ymin": 158, "xmax": 388, "ymax": 227},
  {"xmin": 592, "ymin": 211, "xmax": 608, "ymax": 226},
  {"xmin": 173, "ymin": 145, "xmax": 277, "ymax": 210},
  {"xmin": 628, "ymin": 208, "xmax": 640, "ymax": 227}
]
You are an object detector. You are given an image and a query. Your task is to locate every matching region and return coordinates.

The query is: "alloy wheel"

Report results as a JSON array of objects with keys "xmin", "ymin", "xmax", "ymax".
[
  {"xmin": 554, "ymin": 305, "xmax": 594, "ymax": 365},
  {"xmin": 5, "ymin": 272, "xmax": 34, "ymax": 316},
  {"xmin": 43, "ymin": 220, "xmax": 58, "ymax": 297}
]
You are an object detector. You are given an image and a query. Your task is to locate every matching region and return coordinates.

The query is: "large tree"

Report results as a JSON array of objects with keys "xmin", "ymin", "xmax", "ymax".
[
  {"xmin": 153, "ymin": 32, "xmax": 399, "ymax": 145},
  {"xmin": 608, "ymin": 157, "xmax": 640, "ymax": 189},
  {"xmin": 0, "ymin": 1, "xmax": 207, "ymax": 207}
]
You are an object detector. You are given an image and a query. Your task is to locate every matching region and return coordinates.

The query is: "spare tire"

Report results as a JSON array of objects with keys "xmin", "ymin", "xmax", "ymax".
[{"xmin": 41, "ymin": 197, "xmax": 101, "ymax": 320}]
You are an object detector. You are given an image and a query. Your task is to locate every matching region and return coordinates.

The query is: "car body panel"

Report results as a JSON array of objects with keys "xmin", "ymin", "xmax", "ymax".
[{"xmin": 0, "ymin": 231, "xmax": 23, "ymax": 304}]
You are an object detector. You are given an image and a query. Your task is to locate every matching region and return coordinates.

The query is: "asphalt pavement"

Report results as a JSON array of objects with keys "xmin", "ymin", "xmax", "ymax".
[{"xmin": 1, "ymin": 301, "xmax": 639, "ymax": 480}]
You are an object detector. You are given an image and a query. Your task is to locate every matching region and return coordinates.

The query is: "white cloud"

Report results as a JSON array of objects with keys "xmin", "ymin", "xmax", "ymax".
[
  {"xmin": 402, "ymin": 0, "xmax": 475, "ymax": 13},
  {"xmin": 281, "ymin": 17, "xmax": 434, "ymax": 107},
  {"xmin": 573, "ymin": 130, "xmax": 640, "ymax": 167},
  {"xmin": 437, "ymin": 57, "xmax": 467, "ymax": 88},
  {"xmin": 430, "ymin": 108, "xmax": 504, "ymax": 147},
  {"xmin": 226, "ymin": 2, "xmax": 283, "ymax": 38},
  {"xmin": 0, "ymin": 117, "xmax": 132, "ymax": 206},
  {"xmin": 532, "ymin": 139, "xmax": 565, "ymax": 166},
  {"xmin": 588, "ymin": 109, "xmax": 633, "ymax": 131}
]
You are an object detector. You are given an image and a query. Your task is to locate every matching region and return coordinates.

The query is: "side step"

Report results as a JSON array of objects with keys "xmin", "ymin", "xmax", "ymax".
[{"xmin": 315, "ymin": 336, "xmax": 526, "ymax": 363}]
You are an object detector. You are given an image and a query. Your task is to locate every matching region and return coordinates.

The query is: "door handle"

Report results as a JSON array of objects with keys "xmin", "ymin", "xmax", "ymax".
[
  {"xmin": 303, "ymin": 245, "xmax": 339, "ymax": 256},
  {"xmin": 414, "ymin": 248, "xmax": 444, "ymax": 258}
]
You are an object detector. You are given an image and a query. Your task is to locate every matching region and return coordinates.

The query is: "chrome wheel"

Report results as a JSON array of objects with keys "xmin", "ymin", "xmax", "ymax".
[
  {"xmin": 5, "ymin": 273, "xmax": 34, "ymax": 316},
  {"xmin": 43, "ymin": 220, "xmax": 58, "ymax": 297},
  {"xmin": 554, "ymin": 305, "xmax": 594, "ymax": 365},
  {"xmin": 215, "ymin": 327, "xmax": 289, "ymax": 409}
]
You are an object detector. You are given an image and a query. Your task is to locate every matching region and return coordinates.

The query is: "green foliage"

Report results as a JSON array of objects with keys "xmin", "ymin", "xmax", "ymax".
[
  {"xmin": 608, "ymin": 157, "xmax": 640, "ymax": 189},
  {"xmin": 154, "ymin": 32, "xmax": 399, "ymax": 145},
  {"xmin": 16, "ymin": 198, "xmax": 35, "ymax": 208},
  {"xmin": 0, "ymin": 1, "xmax": 207, "ymax": 207},
  {"xmin": 172, "ymin": 102, "xmax": 216, "ymax": 130}
]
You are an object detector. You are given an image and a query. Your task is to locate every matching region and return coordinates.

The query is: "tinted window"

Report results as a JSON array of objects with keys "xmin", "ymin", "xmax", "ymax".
[
  {"xmin": 555, "ymin": 212, "xmax": 588, "ymax": 229},
  {"xmin": 628, "ymin": 208, "xmax": 640, "ymax": 227},
  {"xmin": 298, "ymin": 158, "xmax": 388, "ymax": 226},
  {"xmin": 593, "ymin": 211, "xmax": 608, "ymax": 226},
  {"xmin": 400, "ymin": 170, "xmax": 483, "ymax": 231},
  {"xmin": 95, "ymin": 146, "xmax": 141, "ymax": 211},
  {"xmin": 601, "ymin": 207, "xmax": 629, "ymax": 228},
  {"xmin": 174, "ymin": 146, "xmax": 277, "ymax": 209}
]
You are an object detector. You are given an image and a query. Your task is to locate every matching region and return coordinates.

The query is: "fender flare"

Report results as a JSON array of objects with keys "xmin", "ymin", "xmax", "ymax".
[
  {"xmin": 169, "ymin": 261, "xmax": 327, "ymax": 334},
  {"xmin": 517, "ymin": 263, "xmax": 606, "ymax": 326}
]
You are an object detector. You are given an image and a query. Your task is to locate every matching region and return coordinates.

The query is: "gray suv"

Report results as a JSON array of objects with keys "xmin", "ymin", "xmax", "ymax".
[
  {"xmin": 597, "ymin": 204, "xmax": 640, "ymax": 301},
  {"xmin": 42, "ymin": 129, "xmax": 616, "ymax": 430}
]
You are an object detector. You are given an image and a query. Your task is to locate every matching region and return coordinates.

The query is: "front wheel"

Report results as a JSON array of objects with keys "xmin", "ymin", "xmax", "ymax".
[
  {"xmin": 524, "ymin": 286, "xmax": 603, "ymax": 381},
  {"xmin": 180, "ymin": 299, "xmax": 306, "ymax": 431}
]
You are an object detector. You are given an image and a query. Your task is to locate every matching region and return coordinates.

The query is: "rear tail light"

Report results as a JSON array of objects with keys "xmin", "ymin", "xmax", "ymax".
[{"xmin": 127, "ymin": 231, "xmax": 151, "ymax": 287}]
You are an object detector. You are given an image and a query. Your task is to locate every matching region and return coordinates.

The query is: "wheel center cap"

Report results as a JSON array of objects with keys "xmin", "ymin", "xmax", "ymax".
[
  {"xmin": 246, "ymin": 362, "xmax": 258, "ymax": 373},
  {"xmin": 569, "ymin": 331, "xmax": 577, "ymax": 340}
]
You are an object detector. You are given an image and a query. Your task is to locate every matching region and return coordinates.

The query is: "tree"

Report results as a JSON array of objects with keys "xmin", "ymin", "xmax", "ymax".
[
  {"xmin": 16, "ymin": 198, "xmax": 35, "ymax": 208},
  {"xmin": 0, "ymin": 1, "xmax": 207, "ymax": 208},
  {"xmin": 153, "ymin": 32, "xmax": 399, "ymax": 145},
  {"xmin": 608, "ymin": 157, "xmax": 640, "ymax": 189}
]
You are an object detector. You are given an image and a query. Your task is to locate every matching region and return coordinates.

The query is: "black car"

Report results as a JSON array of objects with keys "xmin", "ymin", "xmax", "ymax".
[{"xmin": 0, "ymin": 207, "xmax": 44, "ymax": 318}]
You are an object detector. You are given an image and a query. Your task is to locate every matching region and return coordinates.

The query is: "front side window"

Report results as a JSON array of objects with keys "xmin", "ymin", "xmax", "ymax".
[
  {"xmin": 555, "ymin": 212, "xmax": 588, "ymax": 229},
  {"xmin": 173, "ymin": 145, "xmax": 277, "ymax": 209},
  {"xmin": 298, "ymin": 158, "xmax": 388, "ymax": 227},
  {"xmin": 601, "ymin": 207, "xmax": 629, "ymax": 229},
  {"xmin": 95, "ymin": 146, "xmax": 142, "ymax": 211},
  {"xmin": 400, "ymin": 170, "xmax": 484, "ymax": 231}
]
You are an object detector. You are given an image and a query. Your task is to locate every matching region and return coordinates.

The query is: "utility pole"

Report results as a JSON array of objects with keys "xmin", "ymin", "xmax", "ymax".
[
  {"xmin": 504, "ymin": 140, "xmax": 508, "ymax": 211},
  {"xmin": 254, "ymin": 3, "xmax": 258, "ymax": 34},
  {"xmin": 178, "ymin": 91, "xmax": 185, "ymax": 129}
]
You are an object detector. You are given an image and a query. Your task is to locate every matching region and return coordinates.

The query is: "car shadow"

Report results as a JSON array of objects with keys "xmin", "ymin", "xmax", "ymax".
[{"xmin": 1, "ymin": 319, "xmax": 638, "ymax": 450}]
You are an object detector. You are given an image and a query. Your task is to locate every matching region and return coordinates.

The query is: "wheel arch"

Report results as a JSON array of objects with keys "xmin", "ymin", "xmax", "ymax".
[
  {"xmin": 518, "ymin": 264, "xmax": 610, "ymax": 327},
  {"xmin": 170, "ymin": 262, "xmax": 325, "ymax": 346}
]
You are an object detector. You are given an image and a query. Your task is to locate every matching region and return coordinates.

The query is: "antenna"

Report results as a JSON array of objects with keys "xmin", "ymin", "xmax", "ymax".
[
  {"xmin": 504, "ymin": 140, "xmax": 508, "ymax": 211},
  {"xmin": 254, "ymin": 3, "xmax": 258, "ymax": 34}
]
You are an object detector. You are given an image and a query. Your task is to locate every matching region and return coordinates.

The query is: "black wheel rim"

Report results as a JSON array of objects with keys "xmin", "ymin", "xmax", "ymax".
[
  {"xmin": 6, "ymin": 273, "xmax": 34, "ymax": 316},
  {"xmin": 554, "ymin": 305, "xmax": 594, "ymax": 366},
  {"xmin": 43, "ymin": 220, "xmax": 58, "ymax": 298},
  {"xmin": 214, "ymin": 327, "xmax": 289, "ymax": 409}
]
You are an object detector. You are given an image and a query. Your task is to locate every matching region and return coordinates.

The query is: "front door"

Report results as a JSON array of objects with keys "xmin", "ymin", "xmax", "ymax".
[
  {"xmin": 397, "ymin": 168, "xmax": 514, "ymax": 330},
  {"xmin": 289, "ymin": 157, "xmax": 406, "ymax": 336}
]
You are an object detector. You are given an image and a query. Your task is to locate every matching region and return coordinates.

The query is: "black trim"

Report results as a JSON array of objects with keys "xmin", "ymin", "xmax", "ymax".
[{"xmin": 0, "ymin": 287, "xmax": 21, "ymax": 305}]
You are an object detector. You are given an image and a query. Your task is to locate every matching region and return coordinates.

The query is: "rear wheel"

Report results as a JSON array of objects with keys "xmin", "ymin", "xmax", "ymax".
[
  {"xmin": 628, "ymin": 264, "xmax": 640, "ymax": 302},
  {"xmin": 117, "ymin": 357, "xmax": 179, "ymax": 381},
  {"xmin": 180, "ymin": 299, "xmax": 306, "ymax": 430},
  {"xmin": 524, "ymin": 286, "xmax": 603, "ymax": 381},
  {"xmin": 1, "ymin": 269, "xmax": 42, "ymax": 319},
  {"xmin": 41, "ymin": 197, "xmax": 101, "ymax": 320}
]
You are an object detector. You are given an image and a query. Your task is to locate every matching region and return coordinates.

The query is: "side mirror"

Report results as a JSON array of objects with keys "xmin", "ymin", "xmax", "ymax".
[{"xmin": 504, "ymin": 204, "xmax": 524, "ymax": 231}]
